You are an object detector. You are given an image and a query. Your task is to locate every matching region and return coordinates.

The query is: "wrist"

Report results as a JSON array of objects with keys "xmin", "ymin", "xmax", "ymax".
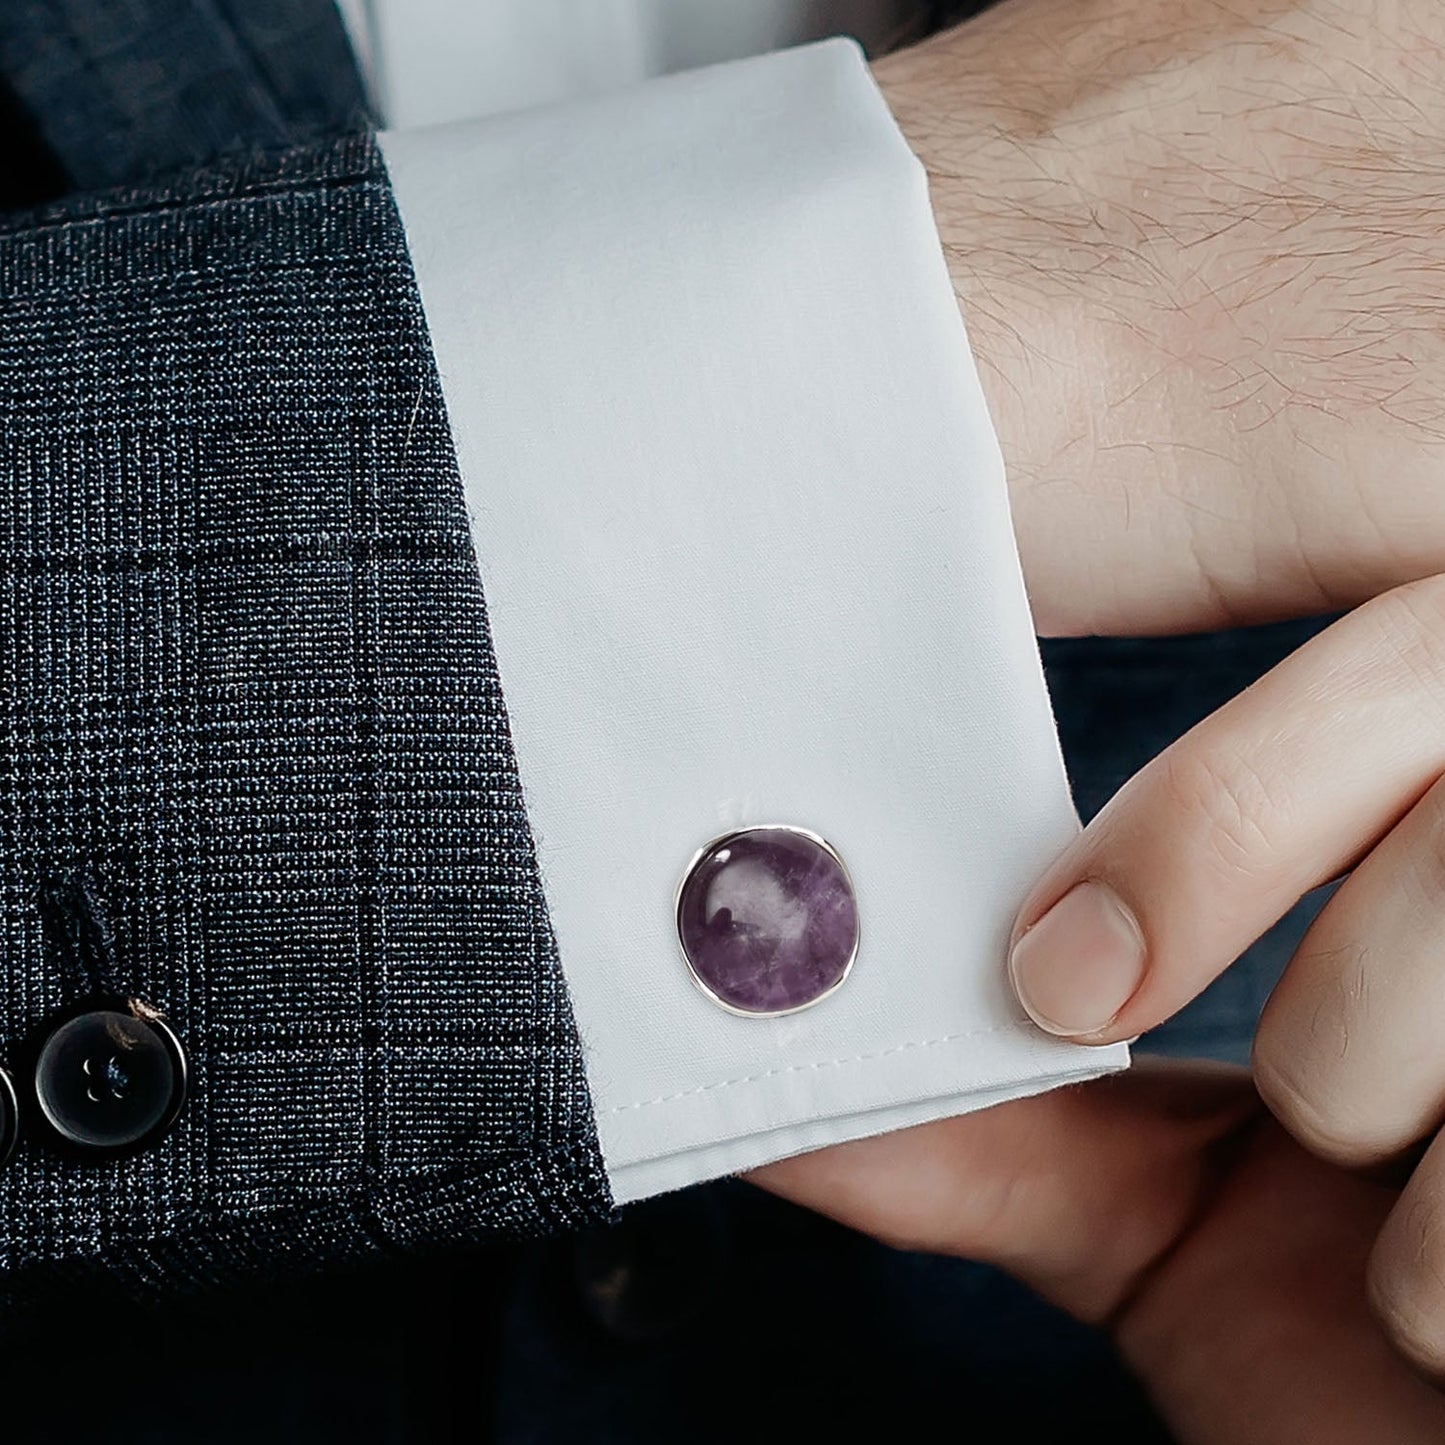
[
  {"xmin": 874, "ymin": 23, "xmax": 1117, "ymax": 636},
  {"xmin": 874, "ymin": 4, "xmax": 1249, "ymax": 638}
]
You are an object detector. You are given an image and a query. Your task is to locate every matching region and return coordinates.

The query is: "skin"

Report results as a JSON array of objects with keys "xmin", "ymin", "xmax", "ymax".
[{"xmin": 751, "ymin": 2, "xmax": 1445, "ymax": 1437}]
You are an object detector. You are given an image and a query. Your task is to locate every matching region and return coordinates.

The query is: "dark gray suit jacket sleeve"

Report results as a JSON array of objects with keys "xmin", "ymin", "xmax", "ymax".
[{"xmin": 0, "ymin": 11, "xmax": 609, "ymax": 1308}]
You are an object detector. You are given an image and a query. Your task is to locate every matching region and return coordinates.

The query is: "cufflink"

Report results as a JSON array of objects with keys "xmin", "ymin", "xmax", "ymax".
[{"xmin": 675, "ymin": 825, "xmax": 859, "ymax": 1017}]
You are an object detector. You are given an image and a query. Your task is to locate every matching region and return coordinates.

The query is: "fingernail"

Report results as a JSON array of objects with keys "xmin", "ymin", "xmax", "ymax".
[{"xmin": 1008, "ymin": 880, "xmax": 1145, "ymax": 1038}]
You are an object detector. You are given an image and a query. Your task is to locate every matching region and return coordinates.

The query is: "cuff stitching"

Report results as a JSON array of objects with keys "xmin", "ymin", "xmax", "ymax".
[{"xmin": 607, "ymin": 1021, "xmax": 1026, "ymax": 1114}]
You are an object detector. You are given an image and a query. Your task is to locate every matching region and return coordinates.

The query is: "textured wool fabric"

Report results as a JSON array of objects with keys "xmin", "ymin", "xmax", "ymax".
[{"xmin": 0, "ymin": 132, "xmax": 609, "ymax": 1309}]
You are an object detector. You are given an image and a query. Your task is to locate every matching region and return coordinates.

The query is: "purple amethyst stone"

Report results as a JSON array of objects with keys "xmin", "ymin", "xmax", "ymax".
[{"xmin": 676, "ymin": 827, "xmax": 858, "ymax": 1015}]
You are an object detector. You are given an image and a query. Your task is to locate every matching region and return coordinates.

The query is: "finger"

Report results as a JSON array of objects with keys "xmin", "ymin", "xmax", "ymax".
[
  {"xmin": 1371, "ymin": 1127, "xmax": 1445, "ymax": 1380},
  {"xmin": 1252, "ymin": 770, "xmax": 1445, "ymax": 1168},
  {"xmin": 1006, "ymin": 575, "xmax": 1445, "ymax": 1043},
  {"xmin": 750, "ymin": 1058, "xmax": 1258, "ymax": 1324},
  {"xmin": 1125, "ymin": 1117, "xmax": 1445, "ymax": 1443}
]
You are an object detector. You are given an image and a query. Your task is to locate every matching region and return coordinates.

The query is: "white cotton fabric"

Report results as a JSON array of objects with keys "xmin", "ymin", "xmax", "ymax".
[{"xmin": 380, "ymin": 40, "xmax": 1128, "ymax": 1203}]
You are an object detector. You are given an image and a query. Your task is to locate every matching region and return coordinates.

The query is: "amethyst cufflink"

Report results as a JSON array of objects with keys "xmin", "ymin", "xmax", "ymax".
[{"xmin": 675, "ymin": 825, "xmax": 859, "ymax": 1017}]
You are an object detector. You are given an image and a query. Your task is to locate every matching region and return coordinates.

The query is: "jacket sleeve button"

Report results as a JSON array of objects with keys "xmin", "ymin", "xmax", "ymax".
[
  {"xmin": 0, "ymin": 1066, "xmax": 18, "ymax": 1169},
  {"xmin": 30, "ymin": 1003, "xmax": 187, "ymax": 1156}
]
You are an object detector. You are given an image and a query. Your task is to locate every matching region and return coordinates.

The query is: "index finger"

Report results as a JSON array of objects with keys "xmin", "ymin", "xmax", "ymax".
[{"xmin": 1007, "ymin": 575, "xmax": 1445, "ymax": 1043}]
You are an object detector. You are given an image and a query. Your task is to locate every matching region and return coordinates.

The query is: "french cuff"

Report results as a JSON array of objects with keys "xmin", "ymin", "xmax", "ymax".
[{"xmin": 379, "ymin": 38, "xmax": 1128, "ymax": 1205}]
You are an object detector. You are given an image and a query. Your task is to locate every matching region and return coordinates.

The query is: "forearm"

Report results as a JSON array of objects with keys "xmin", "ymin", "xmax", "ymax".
[
  {"xmin": 875, "ymin": 0, "xmax": 1445, "ymax": 639},
  {"xmin": 874, "ymin": 3, "xmax": 1149, "ymax": 638}
]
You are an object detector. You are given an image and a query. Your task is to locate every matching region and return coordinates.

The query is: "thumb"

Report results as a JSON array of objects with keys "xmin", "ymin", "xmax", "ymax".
[
  {"xmin": 749, "ymin": 1059, "xmax": 1258, "ymax": 1324},
  {"xmin": 1004, "ymin": 581, "xmax": 1445, "ymax": 1045}
]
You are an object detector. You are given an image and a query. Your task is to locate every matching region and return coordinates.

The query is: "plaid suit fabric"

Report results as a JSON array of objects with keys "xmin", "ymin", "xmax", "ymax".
[{"xmin": 0, "ymin": 133, "xmax": 609, "ymax": 1304}]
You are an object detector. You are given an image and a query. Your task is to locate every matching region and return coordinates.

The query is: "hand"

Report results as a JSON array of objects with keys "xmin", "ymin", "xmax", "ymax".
[
  {"xmin": 755, "ymin": 1064, "xmax": 1445, "ymax": 1444},
  {"xmin": 1000, "ymin": 563, "xmax": 1445, "ymax": 1380},
  {"xmin": 904, "ymin": 0, "xmax": 1445, "ymax": 1382},
  {"xmin": 754, "ymin": 1, "xmax": 1445, "ymax": 1436},
  {"xmin": 882, "ymin": 0, "xmax": 1445, "ymax": 1376}
]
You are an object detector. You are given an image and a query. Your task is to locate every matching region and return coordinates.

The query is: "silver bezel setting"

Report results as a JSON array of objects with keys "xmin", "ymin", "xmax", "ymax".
[{"xmin": 674, "ymin": 823, "xmax": 859, "ymax": 1019}]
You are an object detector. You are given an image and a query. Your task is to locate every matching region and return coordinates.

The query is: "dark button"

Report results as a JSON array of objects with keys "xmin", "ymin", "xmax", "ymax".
[
  {"xmin": 32, "ymin": 1005, "xmax": 186, "ymax": 1156},
  {"xmin": 0, "ymin": 1067, "xmax": 17, "ymax": 1170}
]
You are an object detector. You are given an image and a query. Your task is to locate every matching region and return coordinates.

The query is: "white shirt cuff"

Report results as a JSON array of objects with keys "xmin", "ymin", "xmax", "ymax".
[{"xmin": 379, "ymin": 38, "xmax": 1128, "ymax": 1204}]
